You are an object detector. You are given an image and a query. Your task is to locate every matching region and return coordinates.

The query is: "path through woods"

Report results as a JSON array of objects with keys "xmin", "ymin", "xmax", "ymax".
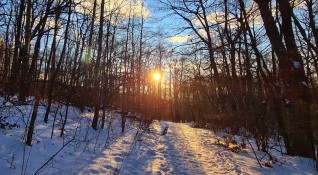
[{"xmin": 81, "ymin": 121, "xmax": 312, "ymax": 175}]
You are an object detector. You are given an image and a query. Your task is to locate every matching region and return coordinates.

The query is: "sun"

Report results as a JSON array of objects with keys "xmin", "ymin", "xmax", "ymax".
[{"xmin": 153, "ymin": 72, "xmax": 161, "ymax": 81}]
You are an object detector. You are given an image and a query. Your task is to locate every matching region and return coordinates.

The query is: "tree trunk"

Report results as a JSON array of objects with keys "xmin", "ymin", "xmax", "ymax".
[
  {"xmin": 10, "ymin": 0, "xmax": 25, "ymax": 90},
  {"xmin": 92, "ymin": 0, "xmax": 105, "ymax": 130},
  {"xmin": 26, "ymin": 95, "xmax": 40, "ymax": 146},
  {"xmin": 19, "ymin": 0, "xmax": 32, "ymax": 101}
]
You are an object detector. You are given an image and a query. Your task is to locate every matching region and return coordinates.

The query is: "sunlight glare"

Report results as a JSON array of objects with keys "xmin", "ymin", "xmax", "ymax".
[{"xmin": 153, "ymin": 73, "xmax": 161, "ymax": 81}]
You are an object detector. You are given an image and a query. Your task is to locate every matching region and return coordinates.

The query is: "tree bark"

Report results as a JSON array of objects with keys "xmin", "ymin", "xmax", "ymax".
[{"xmin": 92, "ymin": 0, "xmax": 105, "ymax": 130}]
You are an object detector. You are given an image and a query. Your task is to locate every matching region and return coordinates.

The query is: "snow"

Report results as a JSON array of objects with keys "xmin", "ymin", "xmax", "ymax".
[
  {"xmin": 0, "ymin": 97, "xmax": 317, "ymax": 174},
  {"xmin": 301, "ymin": 81, "xmax": 309, "ymax": 87},
  {"xmin": 4, "ymin": 101, "xmax": 13, "ymax": 106},
  {"xmin": 293, "ymin": 61, "xmax": 301, "ymax": 69},
  {"xmin": 118, "ymin": 121, "xmax": 317, "ymax": 175},
  {"xmin": 0, "ymin": 98, "xmax": 140, "ymax": 175}
]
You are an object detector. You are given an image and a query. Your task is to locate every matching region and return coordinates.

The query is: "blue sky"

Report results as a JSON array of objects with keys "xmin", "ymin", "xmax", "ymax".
[{"xmin": 144, "ymin": 0, "xmax": 187, "ymax": 42}]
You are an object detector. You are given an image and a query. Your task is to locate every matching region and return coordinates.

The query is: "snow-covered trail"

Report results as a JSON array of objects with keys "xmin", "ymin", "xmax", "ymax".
[
  {"xmin": 0, "ymin": 97, "xmax": 315, "ymax": 175},
  {"xmin": 79, "ymin": 121, "xmax": 251, "ymax": 174},
  {"xmin": 80, "ymin": 120, "xmax": 316, "ymax": 175},
  {"xmin": 157, "ymin": 121, "xmax": 250, "ymax": 175},
  {"xmin": 136, "ymin": 121, "xmax": 253, "ymax": 175}
]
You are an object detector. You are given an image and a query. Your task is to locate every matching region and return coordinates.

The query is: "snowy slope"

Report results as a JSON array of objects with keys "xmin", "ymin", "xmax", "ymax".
[
  {"xmin": 0, "ymin": 96, "xmax": 141, "ymax": 175},
  {"xmin": 0, "ymin": 97, "xmax": 317, "ymax": 175}
]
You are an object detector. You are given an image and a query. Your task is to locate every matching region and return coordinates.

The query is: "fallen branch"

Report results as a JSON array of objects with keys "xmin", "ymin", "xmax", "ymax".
[
  {"xmin": 34, "ymin": 138, "xmax": 74, "ymax": 174},
  {"xmin": 246, "ymin": 138, "xmax": 263, "ymax": 168}
]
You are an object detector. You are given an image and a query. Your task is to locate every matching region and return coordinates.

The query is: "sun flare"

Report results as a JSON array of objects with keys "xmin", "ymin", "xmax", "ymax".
[{"xmin": 153, "ymin": 73, "xmax": 161, "ymax": 81}]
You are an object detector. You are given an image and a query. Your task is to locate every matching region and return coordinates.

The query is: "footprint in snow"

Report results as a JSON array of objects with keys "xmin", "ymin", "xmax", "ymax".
[
  {"xmin": 114, "ymin": 157, "xmax": 123, "ymax": 162},
  {"xmin": 111, "ymin": 153, "xmax": 121, "ymax": 157},
  {"xmin": 146, "ymin": 149, "xmax": 157, "ymax": 156},
  {"xmin": 122, "ymin": 140, "xmax": 130, "ymax": 144},
  {"xmin": 103, "ymin": 165, "xmax": 116, "ymax": 171},
  {"xmin": 89, "ymin": 169, "xmax": 99, "ymax": 174}
]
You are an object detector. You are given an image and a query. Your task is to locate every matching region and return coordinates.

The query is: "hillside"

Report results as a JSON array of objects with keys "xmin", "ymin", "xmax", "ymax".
[{"xmin": 0, "ymin": 97, "xmax": 316, "ymax": 174}]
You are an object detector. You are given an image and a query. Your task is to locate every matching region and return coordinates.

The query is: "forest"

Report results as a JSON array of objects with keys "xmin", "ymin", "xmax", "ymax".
[{"xmin": 0, "ymin": 0, "xmax": 318, "ymax": 174}]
